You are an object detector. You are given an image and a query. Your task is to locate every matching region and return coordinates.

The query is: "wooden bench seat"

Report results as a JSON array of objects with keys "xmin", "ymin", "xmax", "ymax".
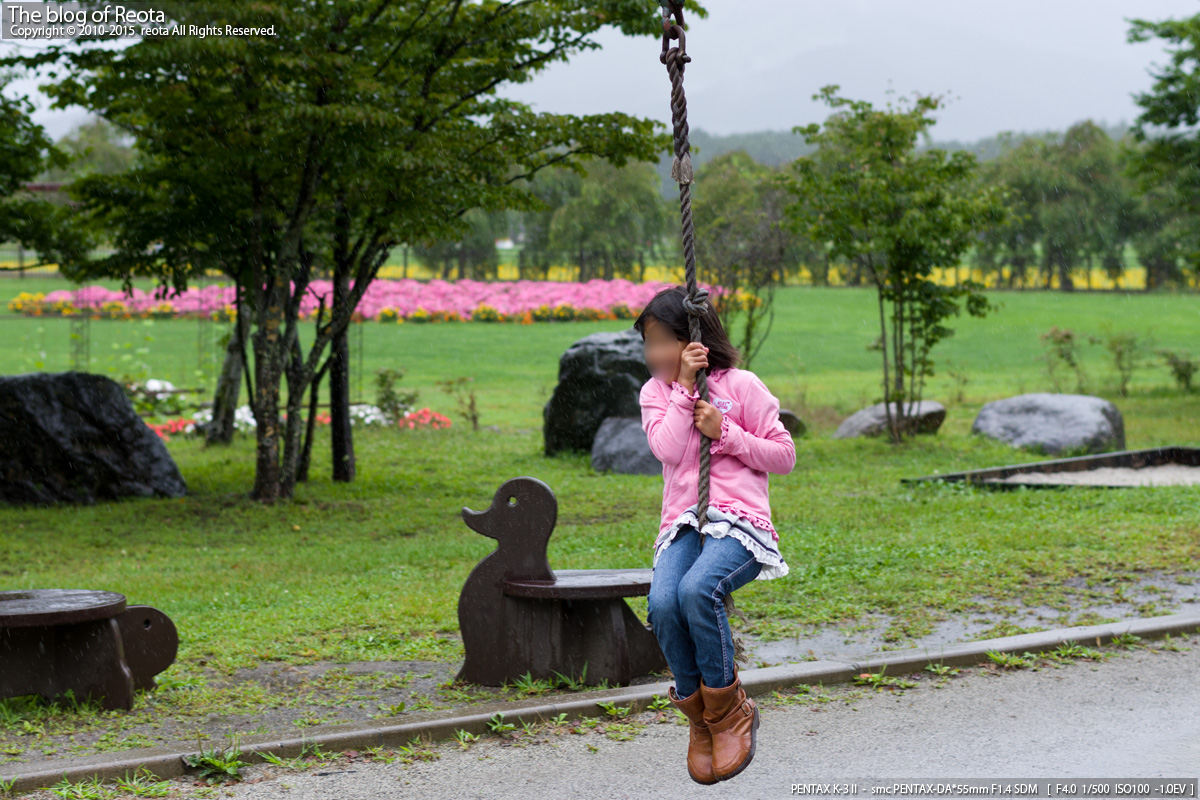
[{"xmin": 502, "ymin": 568, "xmax": 652, "ymax": 600}]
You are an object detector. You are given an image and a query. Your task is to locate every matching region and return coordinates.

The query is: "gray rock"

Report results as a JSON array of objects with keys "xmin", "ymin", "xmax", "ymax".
[
  {"xmin": 779, "ymin": 409, "xmax": 806, "ymax": 438},
  {"xmin": 543, "ymin": 328, "xmax": 650, "ymax": 455},
  {"xmin": 833, "ymin": 400, "xmax": 946, "ymax": 439},
  {"xmin": 0, "ymin": 371, "xmax": 188, "ymax": 505},
  {"xmin": 971, "ymin": 392, "xmax": 1125, "ymax": 455},
  {"xmin": 591, "ymin": 417, "xmax": 661, "ymax": 475}
]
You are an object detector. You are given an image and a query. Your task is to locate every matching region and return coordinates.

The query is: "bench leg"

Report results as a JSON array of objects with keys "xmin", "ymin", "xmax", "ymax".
[
  {"xmin": 116, "ymin": 606, "xmax": 179, "ymax": 691},
  {"xmin": 503, "ymin": 595, "xmax": 565, "ymax": 684},
  {"xmin": 563, "ymin": 599, "xmax": 666, "ymax": 687},
  {"xmin": 0, "ymin": 618, "xmax": 135, "ymax": 711},
  {"xmin": 620, "ymin": 600, "xmax": 669, "ymax": 679},
  {"xmin": 561, "ymin": 599, "xmax": 631, "ymax": 685}
]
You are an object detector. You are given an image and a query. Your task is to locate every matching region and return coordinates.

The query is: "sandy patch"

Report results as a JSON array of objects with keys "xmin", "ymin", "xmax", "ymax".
[{"xmin": 986, "ymin": 463, "xmax": 1200, "ymax": 486}]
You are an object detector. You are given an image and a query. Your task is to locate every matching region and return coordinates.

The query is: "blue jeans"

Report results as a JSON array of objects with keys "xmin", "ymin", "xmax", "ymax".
[{"xmin": 647, "ymin": 525, "xmax": 762, "ymax": 697}]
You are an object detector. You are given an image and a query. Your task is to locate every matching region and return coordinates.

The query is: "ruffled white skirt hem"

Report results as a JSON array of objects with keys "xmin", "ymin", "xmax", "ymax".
[{"xmin": 654, "ymin": 503, "xmax": 789, "ymax": 582}]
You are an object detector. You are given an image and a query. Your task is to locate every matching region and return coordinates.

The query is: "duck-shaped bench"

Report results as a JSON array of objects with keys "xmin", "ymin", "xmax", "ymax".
[{"xmin": 456, "ymin": 476, "xmax": 667, "ymax": 687}]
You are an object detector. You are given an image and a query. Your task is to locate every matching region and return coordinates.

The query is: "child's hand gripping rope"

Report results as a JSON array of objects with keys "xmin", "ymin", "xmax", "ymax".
[{"xmin": 671, "ymin": 342, "xmax": 723, "ymax": 439}]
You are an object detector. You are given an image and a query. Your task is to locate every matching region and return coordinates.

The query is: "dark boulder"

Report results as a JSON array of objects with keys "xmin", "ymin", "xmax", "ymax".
[
  {"xmin": 778, "ymin": 409, "xmax": 806, "ymax": 438},
  {"xmin": 971, "ymin": 392, "xmax": 1125, "ymax": 455},
  {"xmin": 0, "ymin": 371, "xmax": 188, "ymax": 505},
  {"xmin": 544, "ymin": 329, "xmax": 650, "ymax": 455},
  {"xmin": 591, "ymin": 417, "xmax": 661, "ymax": 476}
]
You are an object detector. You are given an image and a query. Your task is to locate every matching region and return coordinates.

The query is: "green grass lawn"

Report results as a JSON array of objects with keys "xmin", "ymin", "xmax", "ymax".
[
  {"xmin": 2, "ymin": 282, "xmax": 1198, "ymax": 662},
  {"xmin": 0, "ymin": 284, "xmax": 1198, "ymax": 761}
]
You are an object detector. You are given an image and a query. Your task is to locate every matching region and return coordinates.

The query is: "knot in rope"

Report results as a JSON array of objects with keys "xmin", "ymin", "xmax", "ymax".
[
  {"xmin": 670, "ymin": 150, "xmax": 694, "ymax": 185},
  {"xmin": 681, "ymin": 286, "xmax": 709, "ymax": 319}
]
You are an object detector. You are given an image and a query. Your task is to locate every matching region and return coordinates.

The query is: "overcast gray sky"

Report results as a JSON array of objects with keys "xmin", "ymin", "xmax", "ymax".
[
  {"xmin": 503, "ymin": 0, "xmax": 1200, "ymax": 142},
  {"xmin": 7, "ymin": 1, "xmax": 1200, "ymax": 142}
]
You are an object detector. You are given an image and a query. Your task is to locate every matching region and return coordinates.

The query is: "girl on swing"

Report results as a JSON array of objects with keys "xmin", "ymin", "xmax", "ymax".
[{"xmin": 635, "ymin": 285, "xmax": 795, "ymax": 784}]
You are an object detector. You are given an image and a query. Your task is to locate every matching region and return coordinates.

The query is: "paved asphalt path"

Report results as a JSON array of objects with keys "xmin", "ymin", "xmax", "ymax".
[{"xmin": 217, "ymin": 638, "xmax": 1200, "ymax": 799}]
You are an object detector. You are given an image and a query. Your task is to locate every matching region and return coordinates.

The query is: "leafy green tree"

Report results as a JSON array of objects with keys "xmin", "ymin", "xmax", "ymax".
[
  {"xmin": 515, "ymin": 167, "xmax": 583, "ymax": 279},
  {"xmin": 414, "ymin": 210, "xmax": 504, "ymax": 281},
  {"xmin": 1125, "ymin": 178, "xmax": 1189, "ymax": 289},
  {"xmin": 4, "ymin": 0, "xmax": 704, "ymax": 501},
  {"xmin": 545, "ymin": 160, "xmax": 668, "ymax": 281},
  {"xmin": 782, "ymin": 86, "xmax": 1010, "ymax": 443},
  {"xmin": 973, "ymin": 135, "xmax": 1049, "ymax": 288},
  {"xmin": 976, "ymin": 123, "xmax": 1137, "ymax": 291},
  {"xmin": 692, "ymin": 151, "xmax": 801, "ymax": 369},
  {"xmin": 39, "ymin": 118, "xmax": 134, "ymax": 182},
  {"xmin": 1041, "ymin": 122, "xmax": 1137, "ymax": 291},
  {"xmin": 1126, "ymin": 10, "xmax": 1200, "ymax": 287},
  {"xmin": 0, "ymin": 72, "xmax": 93, "ymax": 269}
]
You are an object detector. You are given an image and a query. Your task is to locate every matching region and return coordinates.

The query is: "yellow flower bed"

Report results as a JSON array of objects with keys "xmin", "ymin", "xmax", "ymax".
[{"xmin": 7, "ymin": 291, "xmax": 45, "ymax": 314}]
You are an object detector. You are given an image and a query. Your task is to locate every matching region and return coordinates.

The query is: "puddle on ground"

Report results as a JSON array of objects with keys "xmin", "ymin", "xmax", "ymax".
[{"xmin": 741, "ymin": 569, "xmax": 1200, "ymax": 666}]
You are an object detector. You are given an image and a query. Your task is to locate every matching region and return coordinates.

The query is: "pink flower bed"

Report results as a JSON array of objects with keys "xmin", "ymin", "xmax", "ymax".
[{"xmin": 31, "ymin": 278, "xmax": 724, "ymax": 321}]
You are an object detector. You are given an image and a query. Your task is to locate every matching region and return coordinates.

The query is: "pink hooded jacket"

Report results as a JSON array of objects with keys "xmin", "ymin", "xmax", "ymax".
[{"xmin": 639, "ymin": 366, "xmax": 796, "ymax": 541}]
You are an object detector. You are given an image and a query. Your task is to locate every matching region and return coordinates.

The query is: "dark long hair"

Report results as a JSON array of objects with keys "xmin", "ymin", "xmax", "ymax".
[{"xmin": 632, "ymin": 285, "xmax": 743, "ymax": 372}]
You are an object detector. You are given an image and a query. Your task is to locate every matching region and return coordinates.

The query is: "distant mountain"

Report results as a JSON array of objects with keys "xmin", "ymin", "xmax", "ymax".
[{"xmin": 654, "ymin": 121, "xmax": 1132, "ymax": 197}]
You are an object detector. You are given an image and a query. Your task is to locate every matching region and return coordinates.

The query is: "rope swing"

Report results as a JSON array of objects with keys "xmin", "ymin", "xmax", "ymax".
[
  {"xmin": 659, "ymin": 0, "xmax": 713, "ymax": 536},
  {"xmin": 658, "ymin": 2, "xmax": 749, "ymax": 642}
]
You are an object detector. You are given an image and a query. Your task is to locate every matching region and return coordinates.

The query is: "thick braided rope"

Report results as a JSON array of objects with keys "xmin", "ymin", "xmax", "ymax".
[
  {"xmin": 663, "ymin": 42, "xmax": 712, "ymax": 535},
  {"xmin": 660, "ymin": 18, "xmax": 749, "ymax": 644}
]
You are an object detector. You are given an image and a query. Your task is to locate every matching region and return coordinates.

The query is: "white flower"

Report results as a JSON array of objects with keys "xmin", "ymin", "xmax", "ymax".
[
  {"xmin": 191, "ymin": 404, "xmax": 391, "ymax": 432},
  {"xmin": 143, "ymin": 378, "xmax": 175, "ymax": 400},
  {"xmin": 191, "ymin": 405, "xmax": 257, "ymax": 432},
  {"xmin": 348, "ymin": 404, "xmax": 388, "ymax": 426},
  {"xmin": 234, "ymin": 405, "xmax": 257, "ymax": 431}
]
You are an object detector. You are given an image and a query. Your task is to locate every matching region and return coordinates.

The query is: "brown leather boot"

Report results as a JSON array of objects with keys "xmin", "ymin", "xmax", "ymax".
[
  {"xmin": 667, "ymin": 685, "xmax": 717, "ymax": 784},
  {"xmin": 699, "ymin": 668, "xmax": 759, "ymax": 781}
]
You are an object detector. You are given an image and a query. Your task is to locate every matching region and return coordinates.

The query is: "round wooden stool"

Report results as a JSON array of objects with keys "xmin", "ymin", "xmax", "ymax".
[{"xmin": 0, "ymin": 589, "xmax": 178, "ymax": 710}]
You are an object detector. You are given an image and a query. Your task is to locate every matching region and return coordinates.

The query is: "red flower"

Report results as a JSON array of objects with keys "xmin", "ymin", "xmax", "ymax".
[
  {"xmin": 399, "ymin": 407, "xmax": 452, "ymax": 430},
  {"xmin": 145, "ymin": 417, "xmax": 195, "ymax": 441}
]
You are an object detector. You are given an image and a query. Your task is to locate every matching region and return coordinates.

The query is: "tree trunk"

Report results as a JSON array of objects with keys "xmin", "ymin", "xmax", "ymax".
[
  {"xmin": 297, "ymin": 363, "xmax": 322, "ymax": 483},
  {"xmin": 205, "ymin": 290, "xmax": 249, "ymax": 445},
  {"xmin": 250, "ymin": 320, "xmax": 284, "ymax": 502},
  {"xmin": 892, "ymin": 287, "xmax": 905, "ymax": 443},
  {"xmin": 876, "ymin": 287, "xmax": 897, "ymax": 445},
  {"xmin": 279, "ymin": 341, "xmax": 310, "ymax": 499},
  {"xmin": 1059, "ymin": 261, "xmax": 1075, "ymax": 291},
  {"xmin": 330, "ymin": 264, "xmax": 356, "ymax": 482}
]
